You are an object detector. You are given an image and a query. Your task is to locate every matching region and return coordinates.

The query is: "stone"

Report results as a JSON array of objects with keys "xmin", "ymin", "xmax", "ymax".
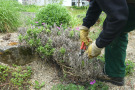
[{"xmin": 0, "ymin": 45, "xmax": 38, "ymax": 65}]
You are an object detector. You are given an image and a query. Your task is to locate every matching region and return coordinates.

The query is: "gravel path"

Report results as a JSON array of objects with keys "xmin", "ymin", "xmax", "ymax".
[{"xmin": 27, "ymin": 60, "xmax": 61, "ymax": 90}]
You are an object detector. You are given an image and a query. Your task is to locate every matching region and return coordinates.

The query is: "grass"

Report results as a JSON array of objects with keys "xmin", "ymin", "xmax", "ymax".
[
  {"xmin": 0, "ymin": 0, "xmax": 20, "ymax": 32},
  {"xmin": 67, "ymin": 6, "xmax": 87, "ymax": 28},
  {"xmin": 20, "ymin": 5, "xmax": 43, "ymax": 12},
  {"xmin": 66, "ymin": 6, "xmax": 87, "ymax": 16}
]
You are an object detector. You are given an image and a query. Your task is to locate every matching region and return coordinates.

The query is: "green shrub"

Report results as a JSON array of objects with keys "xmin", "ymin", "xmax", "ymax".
[
  {"xmin": 19, "ymin": 27, "xmax": 55, "ymax": 59},
  {"xmin": 52, "ymin": 84, "xmax": 85, "ymax": 90},
  {"xmin": 35, "ymin": 4, "xmax": 71, "ymax": 27},
  {"xmin": 0, "ymin": 0, "xmax": 20, "ymax": 32},
  {"xmin": 125, "ymin": 60, "xmax": 135, "ymax": 75}
]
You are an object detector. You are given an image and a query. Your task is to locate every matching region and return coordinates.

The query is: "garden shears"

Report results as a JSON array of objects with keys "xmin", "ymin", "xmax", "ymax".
[
  {"xmin": 79, "ymin": 41, "xmax": 86, "ymax": 56},
  {"xmin": 79, "ymin": 39, "xmax": 92, "ymax": 56}
]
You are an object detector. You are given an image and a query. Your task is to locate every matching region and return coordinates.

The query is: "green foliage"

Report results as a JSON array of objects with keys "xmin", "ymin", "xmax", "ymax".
[
  {"xmin": 23, "ymin": 5, "xmax": 42, "ymax": 12},
  {"xmin": 35, "ymin": 4, "xmax": 71, "ymax": 27},
  {"xmin": 46, "ymin": 29, "xmax": 51, "ymax": 34},
  {"xmin": 85, "ymin": 81, "xmax": 109, "ymax": 90},
  {"xmin": 52, "ymin": 84, "xmax": 85, "ymax": 90},
  {"xmin": 23, "ymin": 27, "xmax": 43, "ymax": 46},
  {"xmin": 19, "ymin": 27, "xmax": 55, "ymax": 58},
  {"xmin": 0, "ymin": 0, "xmax": 20, "ymax": 32},
  {"xmin": 0, "ymin": 64, "xmax": 32, "ymax": 89},
  {"xmin": 10, "ymin": 66, "xmax": 32, "ymax": 86},
  {"xmin": 69, "ymin": 14, "xmax": 83, "ymax": 28},
  {"xmin": 125, "ymin": 60, "xmax": 135, "ymax": 75},
  {"xmin": 0, "ymin": 65, "xmax": 9, "ymax": 82},
  {"xmin": 97, "ymin": 55, "xmax": 105, "ymax": 62},
  {"xmin": 72, "ymin": 6, "xmax": 89, "ymax": 10},
  {"xmin": 34, "ymin": 80, "xmax": 45, "ymax": 90},
  {"xmin": 18, "ymin": 34, "xmax": 23, "ymax": 42},
  {"xmin": 69, "ymin": 30, "xmax": 75, "ymax": 37},
  {"xmin": 59, "ymin": 47, "xmax": 66, "ymax": 54},
  {"xmin": 89, "ymin": 29, "xmax": 101, "ymax": 40},
  {"xmin": 37, "ymin": 39, "xmax": 55, "ymax": 58},
  {"xmin": 49, "ymin": 0, "xmax": 64, "ymax": 5},
  {"xmin": 98, "ymin": 12, "xmax": 106, "ymax": 26},
  {"xmin": 52, "ymin": 81, "xmax": 109, "ymax": 90}
]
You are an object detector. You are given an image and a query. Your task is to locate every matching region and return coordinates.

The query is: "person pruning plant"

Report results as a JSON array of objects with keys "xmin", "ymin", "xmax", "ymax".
[{"xmin": 80, "ymin": 0, "xmax": 135, "ymax": 86}]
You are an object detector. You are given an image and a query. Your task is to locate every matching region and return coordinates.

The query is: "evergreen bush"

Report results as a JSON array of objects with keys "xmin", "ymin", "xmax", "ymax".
[{"xmin": 35, "ymin": 4, "xmax": 71, "ymax": 27}]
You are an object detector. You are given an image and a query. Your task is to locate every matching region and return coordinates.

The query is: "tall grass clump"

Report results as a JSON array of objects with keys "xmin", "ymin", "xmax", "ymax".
[
  {"xmin": 0, "ymin": 0, "xmax": 20, "ymax": 32},
  {"xmin": 35, "ymin": 4, "xmax": 71, "ymax": 27}
]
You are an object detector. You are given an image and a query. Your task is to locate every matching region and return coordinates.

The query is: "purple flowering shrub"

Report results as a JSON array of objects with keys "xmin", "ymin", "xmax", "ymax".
[{"xmin": 19, "ymin": 24, "xmax": 103, "ymax": 82}]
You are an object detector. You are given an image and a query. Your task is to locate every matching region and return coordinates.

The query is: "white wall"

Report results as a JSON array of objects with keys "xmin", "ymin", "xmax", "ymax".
[
  {"xmin": 18, "ymin": 0, "xmax": 22, "ymax": 4},
  {"xmin": 18, "ymin": 0, "xmax": 88, "ymax": 6},
  {"xmin": 35, "ymin": 0, "xmax": 45, "ymax": 6},
  {"xmin": 62, "ymin": 0, "xmax": 72, "ymax": 6}
]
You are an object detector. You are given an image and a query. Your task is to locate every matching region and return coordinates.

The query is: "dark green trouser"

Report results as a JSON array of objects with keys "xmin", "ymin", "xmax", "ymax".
[{"xmin": 105, "ymin": 4, "xmax": 135, "ymax": 77}]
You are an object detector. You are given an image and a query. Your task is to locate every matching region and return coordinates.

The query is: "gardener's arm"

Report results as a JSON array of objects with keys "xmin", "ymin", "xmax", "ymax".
[
  {"xmin": 95, "ymin": 0, "xmax": 129, "ymax": 48},
  {"xmin": 82, "ymin": 0, "xmax": 102, "ymax": 28}
]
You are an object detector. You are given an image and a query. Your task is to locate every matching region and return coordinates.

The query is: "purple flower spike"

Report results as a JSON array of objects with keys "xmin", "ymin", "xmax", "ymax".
[
  {"xmin": 127, "ymin": 64, "xmax": 128, "ymax": 66},
  {"xmin": 76, "ymin": 27, "xmax": 80, "ymax": 31},
  {"xmin": 60, "ymin": 23, "xmax": 62, "ymax": 26},
  {"xmin": 57, "ymin": 27, "xmax": 60, "ymax": 30},
  {"xmin": 90, "ymin": 80, "xmax": 96, "ymax": 85},
  {"xmin": 42, "ymin": 23, "xmax": 45, "ymax": 25},
  {"xmin": 35, "ymin": 22, "xmax": 38, "ymax": 23}
]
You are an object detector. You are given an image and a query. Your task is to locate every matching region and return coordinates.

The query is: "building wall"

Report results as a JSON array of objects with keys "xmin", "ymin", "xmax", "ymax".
[
  {"xmin": 63, "ymin": 0, "xmax": 72, "ymax": 6},
  {"xmin": 36, "ymin": 0, "xmax": 45, "ymax": 6},
  {"xmin": 18, "ymin": 0, "xmax": 88, "ymax": 6},
  {"xmin": 18, "ymin": 0, "xmax": 22, "ymax": 4},
  {"xmin": 72, "ymin": 0, "xmax": 89, "ymax": 6}
]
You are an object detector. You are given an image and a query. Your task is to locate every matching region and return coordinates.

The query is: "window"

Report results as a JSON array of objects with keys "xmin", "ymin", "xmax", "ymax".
[{"xmin": 72, "ymin": 2, "xmax": 75, "ymax": 6}]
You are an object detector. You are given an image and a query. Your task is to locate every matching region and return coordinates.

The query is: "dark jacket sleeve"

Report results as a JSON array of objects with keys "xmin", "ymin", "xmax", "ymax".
[
  {"xmin": 83, "ymin": 0, "xmax": 102, "ymax": 28},
  {"xmin": 95, "ymin": 0, "xmax": 129, "ymax": 48}
]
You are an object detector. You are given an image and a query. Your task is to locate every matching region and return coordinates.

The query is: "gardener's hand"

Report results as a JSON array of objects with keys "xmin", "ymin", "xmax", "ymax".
[
  {"xmin": 86, "ymin": 41, "xmax": 103, "ymax": 59},
  {"xmin": 80, "ymin": 26, "xmax": 91, "ymax": 46}
]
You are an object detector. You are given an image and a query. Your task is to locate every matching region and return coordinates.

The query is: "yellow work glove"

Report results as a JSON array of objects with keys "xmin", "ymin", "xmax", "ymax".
[
  {"xmin": 86, "ymin": 41, "xmax": 103, "ymax": 59},
  {"xmin": 80, "ymin": 26, "xmax": 90, "ymax": 46}
]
